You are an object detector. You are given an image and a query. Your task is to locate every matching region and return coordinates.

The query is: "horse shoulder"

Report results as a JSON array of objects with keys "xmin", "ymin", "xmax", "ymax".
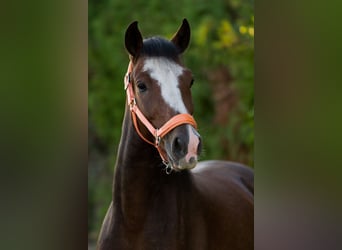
[
  {"xmin": 190, "ymin": 160, "xmax": 254, "ymax": 249},
  {"xmin": 192, "ymin": 160, "xmax": 253, "ymax": 196}
]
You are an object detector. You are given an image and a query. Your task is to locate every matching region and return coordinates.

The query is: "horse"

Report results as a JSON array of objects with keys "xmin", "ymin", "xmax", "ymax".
[{"xmin": 97, "ymin": 19, "xmax": 254, "ymax": 250}]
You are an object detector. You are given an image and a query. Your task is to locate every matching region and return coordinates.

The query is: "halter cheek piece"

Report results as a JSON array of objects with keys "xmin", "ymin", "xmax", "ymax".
[{"xmin": 124, "ymin": 61, "xmax": 198, "ymax": 172}]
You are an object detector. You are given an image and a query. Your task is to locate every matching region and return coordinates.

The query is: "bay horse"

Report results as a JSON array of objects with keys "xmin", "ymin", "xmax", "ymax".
[{"xmin": 97, "ymin": 19, "xmax": 254, "ymax": 250}]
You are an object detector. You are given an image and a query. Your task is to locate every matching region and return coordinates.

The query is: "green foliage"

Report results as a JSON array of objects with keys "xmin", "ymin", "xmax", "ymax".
[{"xmin": 88, "ymin": 0, "xmax": 254, "ymax": 239}]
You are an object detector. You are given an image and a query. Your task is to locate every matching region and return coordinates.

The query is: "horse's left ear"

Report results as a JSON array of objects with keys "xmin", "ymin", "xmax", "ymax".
[{"xmin": 171, "ymin": 19, "xmax": 191, "ymax": 54}]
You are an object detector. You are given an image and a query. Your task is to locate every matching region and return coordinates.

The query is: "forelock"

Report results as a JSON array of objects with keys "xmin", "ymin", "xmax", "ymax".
[{"xmin": 141, "ymin": 37, "xmax": 180, "ymax": 59}]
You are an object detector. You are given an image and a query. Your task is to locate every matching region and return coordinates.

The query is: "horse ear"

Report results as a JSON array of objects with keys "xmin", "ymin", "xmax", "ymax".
[
  {"xmin": 125, "ymin": 21, "xmax": 143, "ymax": 58},
  {"xmin": 171, "ymin": 19, "xmax": 191, "ymax": 54}
]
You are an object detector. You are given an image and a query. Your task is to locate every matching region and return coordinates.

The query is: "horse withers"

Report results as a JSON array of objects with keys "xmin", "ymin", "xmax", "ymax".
[{"xmin": 97, "ymin": 19, "xmax": 254, "ymax": 250}]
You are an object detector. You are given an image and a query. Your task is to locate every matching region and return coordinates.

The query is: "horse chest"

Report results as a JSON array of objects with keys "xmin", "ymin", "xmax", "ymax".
[{"xmin": 115, "ymin": 189, "xmax": 206, "ymax": 250}]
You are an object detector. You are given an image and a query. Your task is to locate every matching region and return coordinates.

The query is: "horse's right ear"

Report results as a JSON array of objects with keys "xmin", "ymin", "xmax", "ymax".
[{"xmin": 125, "ymin": 21, "xmax": 143, "ymax": 58}]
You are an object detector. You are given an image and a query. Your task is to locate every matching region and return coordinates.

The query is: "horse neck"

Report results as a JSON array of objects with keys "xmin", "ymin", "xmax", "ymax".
[{"xmin": 112, "ymin": 106, "xmax": 164, "ymax": 225}]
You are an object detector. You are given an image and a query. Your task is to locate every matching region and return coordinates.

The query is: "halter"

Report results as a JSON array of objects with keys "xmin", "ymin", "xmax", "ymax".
[{"xmin": 124, "ymin": 61, "xmax": 197, "ymax": 170}]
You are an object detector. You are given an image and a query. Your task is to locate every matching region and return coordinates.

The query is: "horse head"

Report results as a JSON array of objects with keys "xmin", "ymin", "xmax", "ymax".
[{"xmin": 124, "ymin": 19, "xmax": 202, "ymax": 172}]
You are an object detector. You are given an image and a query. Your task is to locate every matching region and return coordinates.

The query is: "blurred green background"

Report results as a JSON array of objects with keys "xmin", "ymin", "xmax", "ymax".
[{"xmin": 88, "ymin": 0, "xmax": 254, "ymax": 243}]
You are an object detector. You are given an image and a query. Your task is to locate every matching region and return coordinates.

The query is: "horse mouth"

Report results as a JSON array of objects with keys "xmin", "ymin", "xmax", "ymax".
[{"xmin": 166, "ymin": 153, "xmax": 198, "ymax": 171}]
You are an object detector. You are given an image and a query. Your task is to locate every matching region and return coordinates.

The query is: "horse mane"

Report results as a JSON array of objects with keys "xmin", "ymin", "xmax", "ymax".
[{"xmin": 141, "ymin": 37, "xmax": 180, "ymax": 59}]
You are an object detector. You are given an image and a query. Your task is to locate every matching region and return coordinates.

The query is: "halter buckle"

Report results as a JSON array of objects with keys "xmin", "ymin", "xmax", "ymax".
[
  {"xmin": 155, "ymin": 131, "xmax": 161, "ymax": 146},
  {"xmin": 129, "ymin": 98, "xmax": 136, "ymax": 110}
]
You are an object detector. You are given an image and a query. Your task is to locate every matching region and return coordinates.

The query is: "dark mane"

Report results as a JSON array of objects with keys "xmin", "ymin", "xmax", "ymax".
[{"xmin": 141, "ymin": 37, "xmax": 179, "ymax": 59}]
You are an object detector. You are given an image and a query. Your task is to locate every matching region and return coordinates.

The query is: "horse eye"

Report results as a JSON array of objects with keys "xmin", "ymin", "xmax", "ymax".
[{"xmin": 137, "ymin": 82, "xmax": 147, "ymax": 92}]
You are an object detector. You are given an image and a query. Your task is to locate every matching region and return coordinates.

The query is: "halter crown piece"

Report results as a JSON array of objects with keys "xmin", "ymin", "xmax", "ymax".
[{"xmin": 124, "ymin": 61, "xmax": 198, "ymax": 168}]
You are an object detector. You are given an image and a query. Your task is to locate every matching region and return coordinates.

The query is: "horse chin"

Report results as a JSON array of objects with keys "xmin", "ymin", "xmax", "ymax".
[{"xmin": 170, "ymin": 157, "xmax": 198, "ymax": 171}]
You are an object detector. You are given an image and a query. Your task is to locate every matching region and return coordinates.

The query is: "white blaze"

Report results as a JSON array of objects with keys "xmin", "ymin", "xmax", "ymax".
[
  {"xmin": 143, "ymin": 58, "xmax": 188, "ymax": 113},
  {"xmin": 185, "ymin": 125, "xmax": 200, "ymax": 162}
]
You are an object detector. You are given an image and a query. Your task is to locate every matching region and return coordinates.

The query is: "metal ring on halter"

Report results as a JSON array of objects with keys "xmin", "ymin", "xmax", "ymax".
[
  {"xmin": 164, "ymin": 163, "xmax": 173, "ymax": 175},
  {"xmin": 155, "ymin": 133, "xmax": 161, "ymax": 146}
]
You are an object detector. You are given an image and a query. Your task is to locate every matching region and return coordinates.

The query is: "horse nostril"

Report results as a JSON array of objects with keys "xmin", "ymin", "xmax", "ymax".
[{"xmin": 172, "ymin": 137, "xmax": 186, "ymax": 158}]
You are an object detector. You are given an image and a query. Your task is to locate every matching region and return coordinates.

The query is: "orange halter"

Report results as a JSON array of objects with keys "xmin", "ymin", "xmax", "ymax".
[{"xmin": 124, "ymin": 61, "xmax": 197, "ymax": 165}]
